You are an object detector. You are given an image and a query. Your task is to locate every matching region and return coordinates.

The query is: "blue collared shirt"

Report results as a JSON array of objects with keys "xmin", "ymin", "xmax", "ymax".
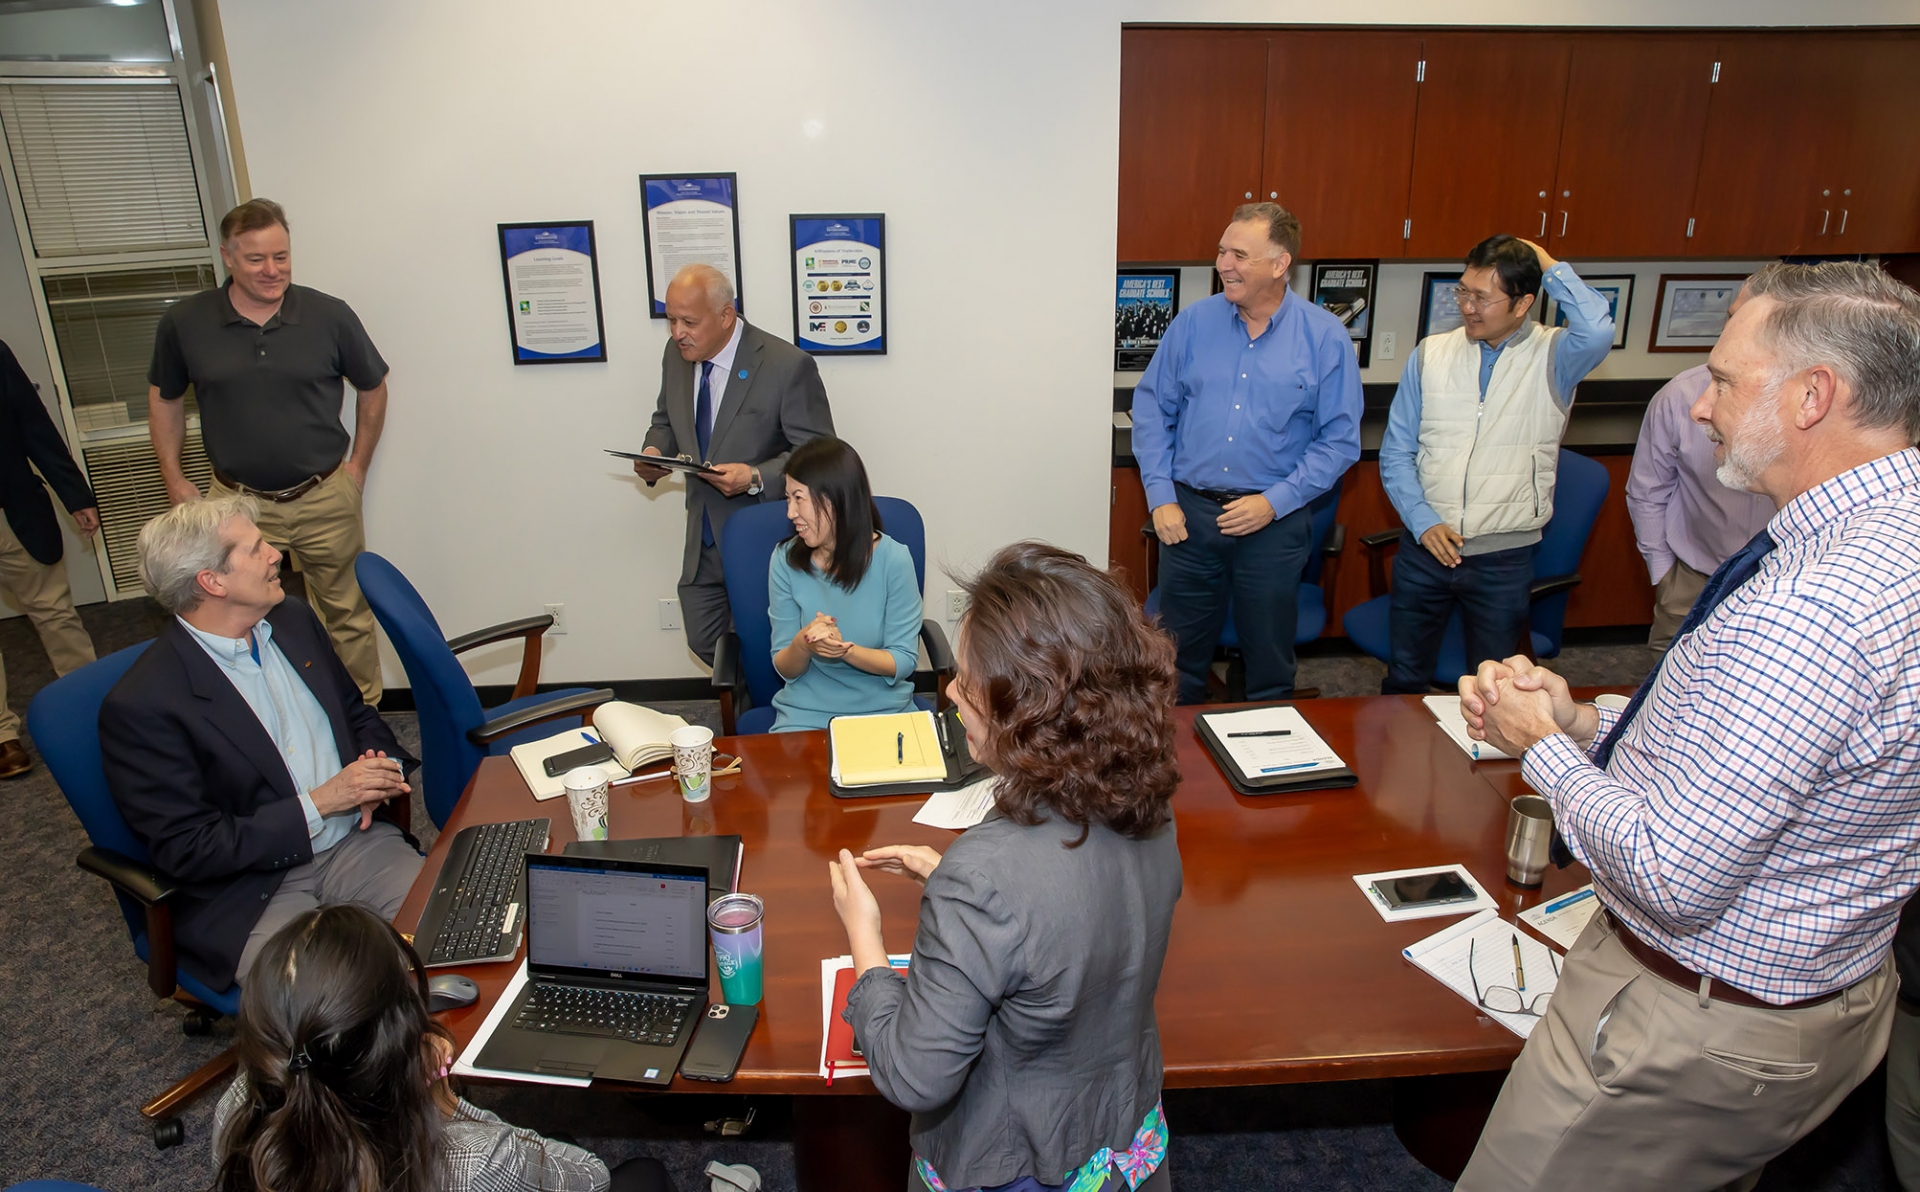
[
  {"xmin": 1379, "ymin": 262, "xmax": 1615, "ymax": 541},
  {"xmin": 1130, "ymin": 290, "xmax": 1363, "ymax": 519},
  {"xmin": 177, "ymin": 615, "xmax": 354, "ymax": 853}
]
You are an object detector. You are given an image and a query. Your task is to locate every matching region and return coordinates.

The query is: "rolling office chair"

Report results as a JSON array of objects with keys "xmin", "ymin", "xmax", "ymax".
[
  {"xmin": 711, "ymin": 497, "xmax": 956, "ymax": 735},
  {"xmin": 1141, "ymin": 486, "xmax": 1346, "ymax": 701},
  {"xmin": 1340, "ymin": 449, "xmax": 1611, "ymax": 686},
  {"xmin": 27, "ymin": 643, "xmax": 241, "ymax": 1150},
  {"xmin": 356, "ymin": 553, "xmax": 613, "ymax": 828}
]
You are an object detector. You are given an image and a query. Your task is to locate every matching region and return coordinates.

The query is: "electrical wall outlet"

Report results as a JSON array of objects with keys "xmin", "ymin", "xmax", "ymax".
[
  {"xmin": 1378, "ymin": 331, "xmax": 1397, "ymax": 360},
  {"xmin": 946, "ymin": 589, "xmax": 967, "ymax": 620},
  {"xmin": 544, "ymin": 603, "xmax": 566, "ymax": 634},
  {"xmin": 658, "ymin": 599, "xmax": 683, "ymax": 630}
]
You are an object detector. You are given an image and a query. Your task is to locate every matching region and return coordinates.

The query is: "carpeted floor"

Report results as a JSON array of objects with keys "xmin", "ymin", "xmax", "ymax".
[{"xmin": 0, "ymin": 601, "xmax": 1898, "ymax": 1190}]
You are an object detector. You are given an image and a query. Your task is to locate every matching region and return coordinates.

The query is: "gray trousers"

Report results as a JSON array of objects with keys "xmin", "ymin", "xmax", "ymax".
[
  {"xmin": 1459, "ymin": 911, "xmax": 1895, "ymax": 1192},
  {"xmin": 909, "ymin": 1157, "xmax": 1169, "ymax": 1191},
  {"xmin": 1888, "ymin": 1002, "xmax": 1920, "ymax": 1190},
  {"xmin": 235, "ymin": 820, "xmax": 422, "ymax": 983},
  {"xmin": 677, "ymin": 540, "xmax": 733, "ymax": 667}
]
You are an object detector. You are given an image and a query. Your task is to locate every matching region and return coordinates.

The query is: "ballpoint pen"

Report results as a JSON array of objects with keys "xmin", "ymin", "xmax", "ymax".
[
  {"xmin": 1228, "ymin": 730, "xmax": 1292, "ymax": 738},
  {"xmin": 897, "ymin": 732, "xmax": 904, "ymax": 764},
  {"xmin": 580, "ymin": 731, "xmax": 596, "ymax": 744},
  {"xmin": 936, "ymin": 713, "xmax": 951, "ymax": 757},
  {"xmin": 1511, "ymin": 932, "xmax": 1527, "ymax": 992}
]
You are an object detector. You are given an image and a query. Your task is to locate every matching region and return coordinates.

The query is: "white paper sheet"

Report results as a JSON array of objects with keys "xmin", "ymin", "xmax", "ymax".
[
  {"xmin": 1200, "ymin": 706, "xmax": 1347, "ymax": 779},
  {"xmin": 1403, "ymin": 907, "xmax": 1561, "ymax": 1039},
  {"xmin": 452, "ymin": 961, "xmax": 592, "ymax": 1087},
  {"xmin": 1351, "ymin": 863, "xmax": 1498, "ymax": 922},
  {"xmin": 913, "ymin": 777, "xmax": 999, "ymax": 830},
  {"xmin": 1422, "ymin": 696, "xmax": 1514, "ymax": 761},
  {"xmin": 1518, "ymin": 884, "xmax": 1600, "ymax": 950}
]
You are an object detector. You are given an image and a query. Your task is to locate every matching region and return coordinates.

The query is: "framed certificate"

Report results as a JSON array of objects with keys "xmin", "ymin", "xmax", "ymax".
[
  {"xmin": 1649, "ymin": 274, "xmax": 1745, "ymax": 352},
  {"xmin": 790, "ymin": 214, "xmax": 886, "ymax": 355},
  {"xmin": 1310, "ymin": 261, "xmax": 1377, "ymax": 366},
  {"xmin": 1115, "ymin": 269, "xmax": 1179, "ymax": 370},
  {"xmin": 639, "ymin": 174, "xmax": 743, "ymax": 319},
  {"xmin": 1546, "ymin": 274, "xmax": 1633, "ymax": 350},
  {"xmin": 497, "ymin": 222, "xmax": 607, "ymax": 365},
  {"xmin": 1418, "ymin": 271, "xmax": 1465, "ymax": 341}
]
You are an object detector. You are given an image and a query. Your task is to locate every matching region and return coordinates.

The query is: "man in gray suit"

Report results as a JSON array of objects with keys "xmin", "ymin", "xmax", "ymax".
[{"xmin": 635, "ymin": 264, "xmax": 834, "ymax": 663}]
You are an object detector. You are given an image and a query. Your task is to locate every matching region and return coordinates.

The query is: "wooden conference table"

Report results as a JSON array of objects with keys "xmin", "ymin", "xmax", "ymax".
[{"xmin": 397, "ymin": 695, "xmax": 1593, "ymax": 1189}]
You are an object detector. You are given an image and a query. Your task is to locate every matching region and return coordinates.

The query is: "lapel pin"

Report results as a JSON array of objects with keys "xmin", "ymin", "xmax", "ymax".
[{"xmin": 738, "ymin": 369, "xmax": 749, "ymax": 380}]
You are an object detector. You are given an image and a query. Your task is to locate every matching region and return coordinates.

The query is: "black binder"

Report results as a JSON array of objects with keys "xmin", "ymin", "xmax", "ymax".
[
  {"xmin": 830, "ymin": 704, "xmax": 991, "ymax": 799},
  {"xmin": 562, "ymin": 834, "xmax": 743, "ymax": 903},
  {"xmin": 1195, "ymin": 705, "xmax": 1358, "ymax": 796}
]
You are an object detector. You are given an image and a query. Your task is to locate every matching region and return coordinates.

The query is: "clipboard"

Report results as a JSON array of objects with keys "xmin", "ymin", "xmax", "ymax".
[
  {"xmin": 605, "ymin": 448, "xmax": 719, "ymax": 475},
  {"xmin": 1195, "ymin": 704, "xmax": 1358, "ymax": 795},
  {"xmin": 830, "ymin": 705, "xmax": 991, "ymax": 799}
]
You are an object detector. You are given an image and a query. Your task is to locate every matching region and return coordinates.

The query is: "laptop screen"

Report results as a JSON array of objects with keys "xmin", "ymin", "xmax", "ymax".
[{"xmin": 526, "ymin": 859, "xmax": 707, "ymax": 981}]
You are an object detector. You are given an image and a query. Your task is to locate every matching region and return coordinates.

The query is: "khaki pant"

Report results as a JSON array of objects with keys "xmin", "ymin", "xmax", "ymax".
[
  {"xmin": 1649, "ymin": 559, "xmax": 1710, "ymax": 653},
  {"xmin": 211, "ymin": 468, "xmax": 381, "ymax": 705},
  {"xmin": 1458, "ymin": 911, "xmax": 1895, "ymax": 1192},
  {"xmin": 0, "ymin": 518, "xmax": 97, "ymax": 741}
]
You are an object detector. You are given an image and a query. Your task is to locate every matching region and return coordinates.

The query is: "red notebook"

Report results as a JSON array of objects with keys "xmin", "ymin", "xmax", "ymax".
[{"xmin": 823, "ymin": 958, "xmax": 910, "ymax": 1085}]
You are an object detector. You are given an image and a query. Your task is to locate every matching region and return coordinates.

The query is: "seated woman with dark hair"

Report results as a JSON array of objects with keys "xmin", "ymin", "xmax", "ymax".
[
  {"xmin": 828, "ymin": 542, "xmax": 1183, "ymax": 1192},
  {"xmin": 211, "ymin": 904, "xmax": 676, "ymax": 1192},
  {"xmin": 769, "ymin": 435, "xmax": 922, "ymax": 732}
]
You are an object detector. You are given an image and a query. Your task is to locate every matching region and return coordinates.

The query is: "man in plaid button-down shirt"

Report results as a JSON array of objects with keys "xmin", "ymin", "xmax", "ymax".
[{"xmin": 1454, "ymin": 261, "xmax": 1920, "ymax": 1192}]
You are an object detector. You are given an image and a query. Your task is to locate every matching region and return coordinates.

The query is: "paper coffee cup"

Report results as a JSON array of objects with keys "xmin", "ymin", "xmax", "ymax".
[
  {"xmin": 671, "ymin": 725, "xmax": 716, "ymax": 804},
  {"xmin": 561, "ymin": 767, "xmax": 610, "ymax": 841}
]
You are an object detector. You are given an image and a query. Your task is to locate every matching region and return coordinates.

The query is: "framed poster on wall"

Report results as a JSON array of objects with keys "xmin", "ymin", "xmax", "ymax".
[
  {"xmin": 1115, "ymin": 268, "xmax": 1179, "ymax": 370},
  {"xmin": 1649, "ymin": 274, "xmax": 1745, "ymax": 352},
  {"xmin": 790, "ymin": 214, "xmax": 885, "ymax": 355},
  {"xmin": 1417, "ymin": 272, "xmax": 1465, "ymax": 341},
  {"xmin": 496, "ymin": 221, "xmax": 607, "ymax": 365},
  {"xmin": 639, "ymin": 173, "xmax": 743, "ymax": 318},
  {"xmin": 1309, "ymin": 261, "xmax": 1376, "ymax": 366},
  {"xmin": 1546, "ymin": 275, "xmax": 1632, "ymax": 350}
]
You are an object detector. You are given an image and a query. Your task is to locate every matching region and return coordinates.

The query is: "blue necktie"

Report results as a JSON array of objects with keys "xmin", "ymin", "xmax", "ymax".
[
  {"xmin": 695, "ymin": 360, "xmax": 715, "ymax": 547},
  {"xmin": 1548, "ymin": 527, "xmax": 1776, "ymax": 867}
]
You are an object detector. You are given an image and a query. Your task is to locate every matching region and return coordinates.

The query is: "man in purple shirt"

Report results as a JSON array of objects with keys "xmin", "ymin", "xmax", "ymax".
[
  {"xmin": 1130, "ymin": 203, "xmax": 1362, "ymax": 703},
  {"xmin": 1626, "ymin": 285, "xmax": 1774, "ymax": 652}
]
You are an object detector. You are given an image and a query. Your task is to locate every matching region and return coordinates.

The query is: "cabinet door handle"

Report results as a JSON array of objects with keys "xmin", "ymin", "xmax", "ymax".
[
  {"xmin": 1560, "ymin": 210, "xmax": 1569, "ymax": 237},
  {"xmin": 1538, "ymin": 210, "xmax": 1547, "ymax": 237},
  {"xmin": 1820, "ymin": 209, "xmax": 1831, "ymax": 235},
  {"xmin": 1839, "ymin": 208, "xmax": 1850, "ymax": 235}
]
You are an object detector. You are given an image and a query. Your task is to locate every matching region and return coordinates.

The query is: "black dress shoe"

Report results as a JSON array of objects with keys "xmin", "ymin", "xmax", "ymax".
[{"xmin": 0, "ymin": 739, "xmax": 31, "ymax": 778}]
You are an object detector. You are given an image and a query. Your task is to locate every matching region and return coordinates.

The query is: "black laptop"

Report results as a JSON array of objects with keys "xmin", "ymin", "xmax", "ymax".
[{"xmin": 475, "ymin": 853, "xmax": 708, "ymax": 1086}]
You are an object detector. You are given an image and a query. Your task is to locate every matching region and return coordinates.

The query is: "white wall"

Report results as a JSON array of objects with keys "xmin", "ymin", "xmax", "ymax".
[{"xmin": 218, "ymin": 0, "xmax": 1913, "ymax": 687}]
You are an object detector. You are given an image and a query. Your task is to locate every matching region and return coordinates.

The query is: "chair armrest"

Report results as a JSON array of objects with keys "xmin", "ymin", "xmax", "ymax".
[
  {"xmin": 1359, "ymin": 529, "xmax": 1402, "ymax": 551},
  {"xmin": 448, "ymin": 614, "xmax": 555, "ymax": 700},
  {"xmin": 711, "ymin": 631, "xmax": 748, "ymax": 736},
  {"xmin": 1323, "ymin": 523, "xmax": 1347, "ymax": 557},
  {"xmin": 467, "ymin": 688, "xmax": 614, "ymax": 745},
  {"xmin": 1530, "ymin": 573, "xmax": 1583, "ymax": 601},
  {"xmin": 920, "ymin": 619, "xmax": 957, "ymax": 709},
  {"xmin": 1360, "ymin": 528, "xmax": 1404, "ymax": 599},
  {"xmin": 77, "ymin": 845, "xmax": 177, "ymax": 906}
]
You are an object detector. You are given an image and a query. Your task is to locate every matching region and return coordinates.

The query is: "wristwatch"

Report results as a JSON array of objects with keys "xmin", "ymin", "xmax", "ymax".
[{"xmin": 747, "ymin": 467, "xmax": 764, "ymax": 496}]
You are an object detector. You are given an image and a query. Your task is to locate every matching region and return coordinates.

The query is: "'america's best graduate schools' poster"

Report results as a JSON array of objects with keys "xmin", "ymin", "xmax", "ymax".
[
  {"xmin": 497, "ymin": 222, "xmax": 607, "ymax": 364},
  {"xmin": 791, "ymin": 215, "xmax": 886, "ymax": 355}
]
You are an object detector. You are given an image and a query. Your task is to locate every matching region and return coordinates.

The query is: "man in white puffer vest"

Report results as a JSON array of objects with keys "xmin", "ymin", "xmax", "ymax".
[{"xmin": 1378, "ymin": 235, "xmax": 1613, "ymax": 693}]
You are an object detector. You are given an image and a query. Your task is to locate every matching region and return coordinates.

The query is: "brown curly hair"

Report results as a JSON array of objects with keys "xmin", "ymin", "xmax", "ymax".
[{"xmin": 957, "ymin": 542, "xmax": 1179, "ymax": 844}]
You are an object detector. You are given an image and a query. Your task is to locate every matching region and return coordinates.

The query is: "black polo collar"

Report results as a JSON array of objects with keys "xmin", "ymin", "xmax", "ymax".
[{"xmin": 217, "ymin": 278, "xmax": 303, "ymax": 328}]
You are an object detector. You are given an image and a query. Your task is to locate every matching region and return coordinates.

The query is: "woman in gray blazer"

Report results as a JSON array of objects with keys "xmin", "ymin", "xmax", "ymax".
[{"xmin": 830, "ymin": 542, "xmax": 1183, "ymax": 1192}]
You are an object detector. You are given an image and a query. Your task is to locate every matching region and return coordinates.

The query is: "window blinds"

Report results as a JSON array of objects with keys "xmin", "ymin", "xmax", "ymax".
[{"xmin": 0, "ymin": 80, "xmax": 207, "ymax": 257}]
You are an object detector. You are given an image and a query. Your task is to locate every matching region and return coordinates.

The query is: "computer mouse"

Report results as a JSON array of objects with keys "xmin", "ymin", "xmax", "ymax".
[{"xmin": 427, "ymin": 973, "xmax": 480, "ymax": 1013}]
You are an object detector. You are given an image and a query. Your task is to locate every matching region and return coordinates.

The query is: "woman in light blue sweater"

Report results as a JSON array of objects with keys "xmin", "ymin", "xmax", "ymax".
[{"xmin": 769, "ymin": 436, "xmax": 921, "ymax": 732}]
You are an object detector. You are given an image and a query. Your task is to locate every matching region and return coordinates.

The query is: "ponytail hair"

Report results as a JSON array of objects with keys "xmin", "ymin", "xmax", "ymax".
[{"xmin": 213, "ymin": 906, "xmax": 448, "ymax": 1192}]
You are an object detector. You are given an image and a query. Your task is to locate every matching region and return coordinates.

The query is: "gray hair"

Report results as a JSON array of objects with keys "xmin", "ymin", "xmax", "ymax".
[
  {"xmin": 1743, "ymin": 261, "xmax": 1920, "ymax": 443},
  {"xmin": 1231, "ymin": 201, "xmax": 1302, "ymax": 259},
  {"xmin": 137, "ymin": 494, "xmax": 260, "ymax": 613},
  {"xmin": 669, "ymin": 263, "xmax": 735, "ymax": 313}
]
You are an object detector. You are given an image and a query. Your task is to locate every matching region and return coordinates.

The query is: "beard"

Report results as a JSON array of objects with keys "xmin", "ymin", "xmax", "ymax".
[{"xmin": 1714, "ymin": 396, "xmax": 1787, "ymax": 493}]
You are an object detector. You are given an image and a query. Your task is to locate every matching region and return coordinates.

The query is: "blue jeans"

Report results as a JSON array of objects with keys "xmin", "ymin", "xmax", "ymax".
[
  {"xmin": 1383, "ymin": 531, "xmax": 1532, "ymax": 694},
  {"xmin": 1157, "ymin": 484, "xmax": 1311, "ymax": 704}
]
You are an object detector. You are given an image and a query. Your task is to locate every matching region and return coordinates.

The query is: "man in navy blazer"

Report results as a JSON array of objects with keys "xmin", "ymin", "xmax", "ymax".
[
  {"xmin": 0, "ymin": 338, "xmax": 101, "ymax": 777},
  {"xmin": 100, "ymin": 496, "xmax": 418, "ymax": 992}
]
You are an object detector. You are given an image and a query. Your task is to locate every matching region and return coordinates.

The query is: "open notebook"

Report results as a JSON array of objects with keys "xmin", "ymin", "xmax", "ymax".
[{"xmin": 509, "ymin": 701, "xmax": 689, "ymax": 799}]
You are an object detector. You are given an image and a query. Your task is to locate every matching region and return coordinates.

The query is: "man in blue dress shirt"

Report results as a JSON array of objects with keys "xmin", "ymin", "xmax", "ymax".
[
  {"xmin": 1131, "ymin": 203, "xmax": 1362, "ymax": 703},
  {"xmin": 1377, "ymin": 235, "xmax": 1612, "ymax": 692}
]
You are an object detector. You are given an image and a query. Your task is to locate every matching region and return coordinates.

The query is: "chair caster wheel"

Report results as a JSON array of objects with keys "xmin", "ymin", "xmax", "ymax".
[
  {"xmin": 153, "ymin": 1117, "xmax": 185, "ymax": 1149},
  {"xmin": 183, "ymin": 1009, "xmax": 214, "ymax": 1036}
]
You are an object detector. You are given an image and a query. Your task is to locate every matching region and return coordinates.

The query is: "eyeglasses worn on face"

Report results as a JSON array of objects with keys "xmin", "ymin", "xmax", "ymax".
[
  {"xmin": 1452, "ymin": 286, "xmax": 1512, "ymax": 312},
  {"xmin": 1469, "ymin": 936, "xmax": 1561, "ymax": 1018}
]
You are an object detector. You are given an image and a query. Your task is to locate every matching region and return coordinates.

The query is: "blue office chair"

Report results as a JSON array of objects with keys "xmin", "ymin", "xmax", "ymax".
[
  {"xmin": 1142, "ymin": 486, "xmax": 1346, "ymax": 700},
  {"xmin": 1341, "ymin": 449, "xmax": 1611, "ymax": 686},
  {"xmin": 712, "ymin": 497, "xmax": 956, "ymax": 734},
  {"xmin": 356, "ymin": 553, "xmax": 614, "ymax": 827},
  {"xmin": 27, "ymin": 643, "xmax": 242, "ymax": 1149}
]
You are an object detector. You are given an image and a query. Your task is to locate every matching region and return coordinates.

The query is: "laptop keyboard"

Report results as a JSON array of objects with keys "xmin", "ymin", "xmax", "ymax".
[{"xmin": 513, "ymin": 985, "xmax": 695, "ymax": 1046}]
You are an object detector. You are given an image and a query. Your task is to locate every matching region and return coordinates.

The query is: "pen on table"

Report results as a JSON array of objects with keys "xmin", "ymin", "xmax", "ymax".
[
  {"xmin": 897, "ymin": 732, "xmax": 904, "ymax": 764},
  {"xmin": 1229, "ymin": 730, "xmax": 1292, "ymax": 738},
  {"xmin": 1511, "ymin": 932, "xmax": 1527, "ymax": 992},
  {"xmin": 580, "ymin": 731, "xmax": 596, "ymax": 744}
]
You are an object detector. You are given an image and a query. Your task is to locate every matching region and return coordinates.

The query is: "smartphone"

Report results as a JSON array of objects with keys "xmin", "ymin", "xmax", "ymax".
[
  {"xmin": 543, "ymin": 739, "xmax": 616, "ymax": 778},
  {"xmin": 679, "ymin": 1003, "xmax": 759, "ymax": 1082},
  {"xmin": 1374, "ymin": 871, "xmax": 1475, "ymax": 911}
]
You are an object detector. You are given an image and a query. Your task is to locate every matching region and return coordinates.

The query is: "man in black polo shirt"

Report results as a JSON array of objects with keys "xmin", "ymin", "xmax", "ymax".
[{"xmin": 147, "ymin": 199, "xmax": 389, "ymax": 705}]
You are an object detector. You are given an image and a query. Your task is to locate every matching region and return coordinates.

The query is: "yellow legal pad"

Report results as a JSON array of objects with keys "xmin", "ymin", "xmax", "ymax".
[{"xmin": 829, "ymin": 710, "xmax": 947, "ymax": 787}]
